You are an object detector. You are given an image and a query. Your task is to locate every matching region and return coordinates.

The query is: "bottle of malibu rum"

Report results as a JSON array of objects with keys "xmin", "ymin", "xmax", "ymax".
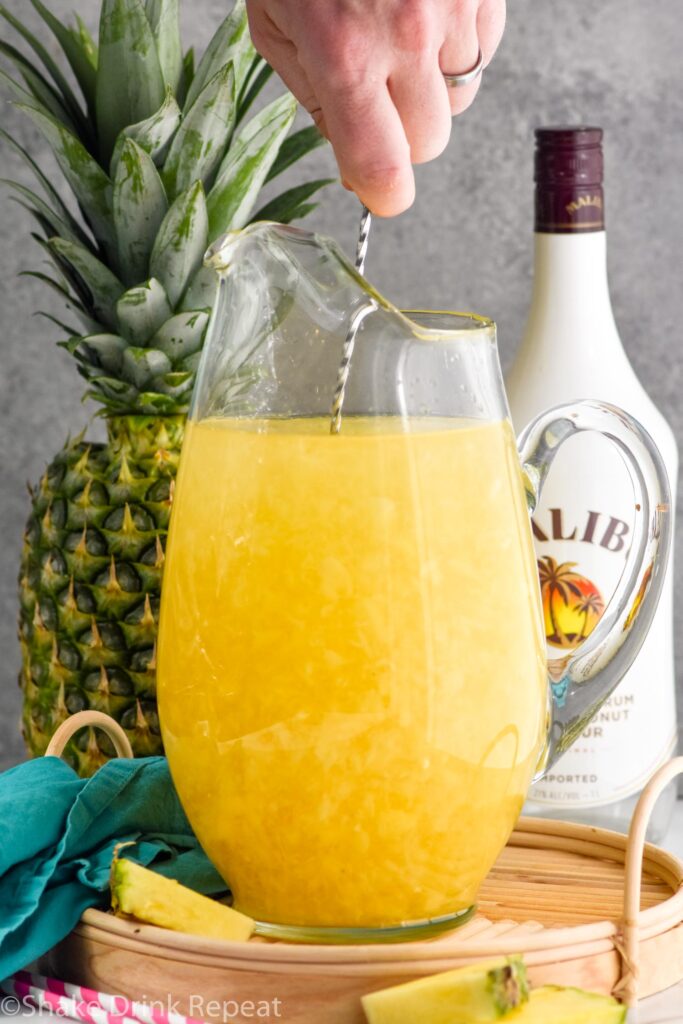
[{"xmin": 507, "ymin": 126, "xmax": 678, "ymax": 840}]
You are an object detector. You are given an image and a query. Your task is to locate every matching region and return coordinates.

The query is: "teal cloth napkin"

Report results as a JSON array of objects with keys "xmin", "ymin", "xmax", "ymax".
[{"xmin": 0, "ymin": 755, "xmax": 226, "ymax": 982}]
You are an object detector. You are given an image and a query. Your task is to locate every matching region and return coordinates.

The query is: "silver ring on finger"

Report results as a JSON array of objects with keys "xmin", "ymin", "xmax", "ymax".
[{"xmin": 442, "ymin": 47, "xmax": 484, "ymax": 88}]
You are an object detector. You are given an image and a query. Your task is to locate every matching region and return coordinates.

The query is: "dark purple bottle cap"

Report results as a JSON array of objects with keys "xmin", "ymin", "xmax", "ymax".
[{"xmin": 535, "ymin": 126, "xmax": 604, "ymax": 233}]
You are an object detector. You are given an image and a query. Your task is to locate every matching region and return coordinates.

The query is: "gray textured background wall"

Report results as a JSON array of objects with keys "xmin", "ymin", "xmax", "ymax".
[{"xmin": 1, "ymin": 0, "xmax": 682, "ymax": 770}]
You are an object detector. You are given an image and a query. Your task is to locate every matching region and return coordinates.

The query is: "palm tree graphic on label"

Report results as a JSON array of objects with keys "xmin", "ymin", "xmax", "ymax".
[
  {"xmin": 537, "ymin": 555, "xmax": 606, "ymax": 650},
  {"xmin": 574, "ymin": 590, "xmax": 606, "ymax": 640}
]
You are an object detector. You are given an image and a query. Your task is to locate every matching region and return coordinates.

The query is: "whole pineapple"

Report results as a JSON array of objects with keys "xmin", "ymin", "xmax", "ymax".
[{"xmin": 2, "ymin": 0, "xmax": 329, "ymax": 774}]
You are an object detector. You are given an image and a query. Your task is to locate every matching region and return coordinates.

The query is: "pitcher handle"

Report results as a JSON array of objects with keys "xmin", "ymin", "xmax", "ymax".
[{"xmin": 517, "ymin": 400, "xmax": 672, "ymax": 778}]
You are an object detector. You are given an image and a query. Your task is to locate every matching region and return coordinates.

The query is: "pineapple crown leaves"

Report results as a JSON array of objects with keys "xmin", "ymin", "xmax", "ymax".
[{"xmin": 1, "ymin": 0, "xmax": 330, "ymax": 415}]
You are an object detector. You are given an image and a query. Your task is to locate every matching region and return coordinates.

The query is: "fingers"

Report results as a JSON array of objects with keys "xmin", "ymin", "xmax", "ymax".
[
  {"xmin": 478, "ymin": 0, "xmax": 507, "ymax": 63},
  {"xmin": 439, "ymin": 20, "xmax": 482, "ymax": 116},
  {"xmin": 388, "ymin": 59, "xmax": 452, "ymax": 165},
  {"xmin": 250, "ymin": 0, "xmax": 417, "ymax": 215},
  {"xmin": 440, "ymin": 0, "xmax": 506, "ymax": 116},
  {"xmin": 247, "ymin": 0, "xmax": 508, "ymax": 217},
  {"xmin": 310, "ymin": 69, "xmax": 415, "ymax": 216},
  {"xmin": 247, "ymin": 6, "xmax": 327, "ymax": 133}
]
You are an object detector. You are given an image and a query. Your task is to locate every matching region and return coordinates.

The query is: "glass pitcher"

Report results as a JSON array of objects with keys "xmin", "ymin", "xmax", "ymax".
[{"xmin": 157, "ymin": 222, "xmax": 671, "ymax": 942}]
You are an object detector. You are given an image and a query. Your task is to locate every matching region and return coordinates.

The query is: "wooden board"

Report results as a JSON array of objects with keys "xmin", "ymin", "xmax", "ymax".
[{"xmin": 40, "ymin": 817, "xmax": 683, "ymax": 1024}]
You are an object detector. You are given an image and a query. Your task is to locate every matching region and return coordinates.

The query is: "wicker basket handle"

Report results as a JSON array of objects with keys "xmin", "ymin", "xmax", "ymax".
[
  {"xmin": 45, "ymin": 710, "xmax": 133, "ymax": 761},
  {"xmin": 616, "ymin": 756, "xmax": 683, "ymax": 1006}
]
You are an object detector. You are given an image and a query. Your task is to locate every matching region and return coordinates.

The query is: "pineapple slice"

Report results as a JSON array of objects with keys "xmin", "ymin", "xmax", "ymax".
[
  {"xmin": 111, "ymin": 857, "xmax": 254, "ymax": 942},
  {"xmin": 506, "ymin": 986, "xmax": 626, "ymax": 1022},
  {"xmin": 362, "ymin": 957, "xmax": 529, "ymax": 1024}
]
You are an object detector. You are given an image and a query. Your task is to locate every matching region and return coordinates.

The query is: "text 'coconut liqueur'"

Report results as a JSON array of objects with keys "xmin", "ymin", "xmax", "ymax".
[{"xmin": 506, "ymin": 127, "xmax": 678, "ymax": 840}]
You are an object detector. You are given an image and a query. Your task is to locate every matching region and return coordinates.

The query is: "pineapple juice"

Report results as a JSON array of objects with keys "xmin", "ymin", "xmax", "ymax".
[{"xmin": 158, "ymin": 416, "xmax": 547, "ymax": 929}]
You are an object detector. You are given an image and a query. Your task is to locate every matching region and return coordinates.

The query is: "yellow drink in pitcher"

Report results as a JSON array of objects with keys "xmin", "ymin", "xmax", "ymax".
[{"xmin": 158, "ymin": 416, "xmax": 547, "ymax": 930}]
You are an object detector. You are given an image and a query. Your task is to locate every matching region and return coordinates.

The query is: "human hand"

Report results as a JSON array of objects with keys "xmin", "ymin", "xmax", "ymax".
[{"xmin": 246, "ymin": 0, "xmax": 506, "ymax": 216}]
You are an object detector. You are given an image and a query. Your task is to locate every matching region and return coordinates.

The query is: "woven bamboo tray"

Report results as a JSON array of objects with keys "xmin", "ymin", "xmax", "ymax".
[{"xmin": 40, "ymin": 712, "xmax": 683, "ymax": 1024}]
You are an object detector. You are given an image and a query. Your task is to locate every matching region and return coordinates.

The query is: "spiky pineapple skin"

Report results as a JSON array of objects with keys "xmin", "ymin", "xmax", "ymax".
[{"xmin": 19, "ymin": 415, "xmax": 184, "ymax": 775}]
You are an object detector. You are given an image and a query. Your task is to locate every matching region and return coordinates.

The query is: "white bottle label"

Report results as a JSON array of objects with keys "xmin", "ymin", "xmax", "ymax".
[{"xmin": 527, "ymin": 433, "xmax": 677, "ymax": 808}]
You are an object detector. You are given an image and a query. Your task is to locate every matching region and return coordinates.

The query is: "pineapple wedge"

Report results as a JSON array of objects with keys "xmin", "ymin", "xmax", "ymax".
[
  {"xmin": 362, "ymin": 958, "xmax": 529, "ymax": 1024},
  {"xmin": 111, "ymin": 858, "xmax": 254, "ymax": 942},
  {"xmin": 505, "ymin": 986, "xmax": 626, "ymax": 1023}
]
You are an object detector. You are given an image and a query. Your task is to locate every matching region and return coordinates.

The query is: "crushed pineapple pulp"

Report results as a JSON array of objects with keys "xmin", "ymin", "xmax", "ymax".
[{"xmin": 158, "ymin": 417, "xmax": 547, "ymax": 928}]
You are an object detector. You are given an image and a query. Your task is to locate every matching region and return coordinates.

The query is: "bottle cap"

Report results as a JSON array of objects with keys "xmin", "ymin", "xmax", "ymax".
[
  {"xmin": 535, "ymin": 126, "xmax": 603, "ymax": 187},
  {"xmin": 534, "ymin": 126, "xmax": 604, "ymax": 233}
]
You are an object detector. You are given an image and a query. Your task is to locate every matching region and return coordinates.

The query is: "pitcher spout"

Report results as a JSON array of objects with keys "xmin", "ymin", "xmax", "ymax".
[
  {"xmin": 204, "ymin": 226, "xmax": 247, "ymax": 272},
  {"xmin": 192, "ymin": 222, "xmax": 406, "ymax": 423},
  {"xmin": 205, "ymin": 221, "xmax": 309, "ymax": 273}
]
